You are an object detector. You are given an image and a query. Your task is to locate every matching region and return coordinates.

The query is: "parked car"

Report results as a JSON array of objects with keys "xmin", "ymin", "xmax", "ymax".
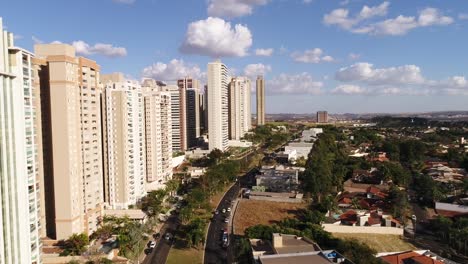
[
  {"xmin": 222, "ymin": 209, "xmax": 226, "ymax": 214},
  {"xmin": 224, "ymin": 218, "xmax": 229, "ymax": 223},
  {"xmin": 165, "ymin": 233, "xmax": 173, "ymax": 241},
  {"xmin": 149, "ymin": 241, "xmax": 156, "ymax": 249},
  {"xmin": 227, "ymin": 207, "xmax": 231, "ymax": 212}
]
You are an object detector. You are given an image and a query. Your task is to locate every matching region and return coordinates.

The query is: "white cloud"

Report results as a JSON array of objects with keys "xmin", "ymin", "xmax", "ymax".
[
  {"xmin": 348, "ymin": 53, "xmax": 361, "ymax": 60},
  {"xmin": 291, "ymin": 48, "xmax": 334, "ymax": 63},
  {"xmin": 72, "ymin": 40, "xmax": 127, "ymax": 57},
  {"xmin": 267, "ymin": 73, "xmax": 323, "ymax": 95},
  {"xmin": 336, "ymin": 62, "xmax": 425, "ymax": 85},
  {"xmin": 334, "ymin": 62, "xmax": 468, "ymax": 96},
  {"xmin": 323, "ymin": 2, "xmax": 389, "ymax": 30},
  {"xmin": 141, "ymin": 59, "xmax": 203, "ymax": 82},
  {"xmin": 255, "ymin": 48, "xmax": 274, "ymax": 56},
  {"xmin": 207, "ymin": 0, "xmax": 269, "ymax": 18},
  {"xmin": 244, "ymin": 63, "xmax": 271, "ymax": 78},
  {"xmin": 180, "ymin": 17, "xmax": 252, "ymax": 58},
  {"xmin": 13, "ymin": 35, "xmax": 23, "ymax": 40},
  {"xmin": 113, "ymin": 0, "xmax": 136, "ymax": 4},
  {"xmin": 303, "ymin": 0, "xmax": 313, "ymax": 4},
  {"xmin": 325, "ymin": 3, "xmax": 454, "ymax": 36},
  {"xmin": 332, "ymin": 84, "xmax": 367, "ymax": 95}
]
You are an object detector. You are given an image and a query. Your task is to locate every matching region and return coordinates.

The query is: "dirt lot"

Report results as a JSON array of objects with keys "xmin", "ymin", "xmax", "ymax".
[
  {"xmin": 233, "ymin": 199, "xmax": 307, "ymax": 235},
  {"xmin": 333, "ymin": 233, "xmax": 417, "ymax": 252}
]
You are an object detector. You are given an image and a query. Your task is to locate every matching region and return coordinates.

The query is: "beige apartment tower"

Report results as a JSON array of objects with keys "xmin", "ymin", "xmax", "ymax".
[
  {"xmin": 208, "ymin": 60, "xmax": 229, "ymax": 151},
  {"xmin": 256, "ymin": 75, "xmax": 265, "ymax": 126},
  {"xmin": 317, "ymin": 111, "xmax": 328, "ymax": 123},
  {"xmin": 102, "ymin": 73, "xmax": 146, "ymax": 209},
  {"xmin": 142, "ymin": 80, "xmax": 173, "ymax": 190},
  {"xmin": 229, "ymin": 77, "xmax": 252, "ymax": 140},
  {"xmin": 34, "ymin": 44, "xmax": 104, "ymax": 240}
]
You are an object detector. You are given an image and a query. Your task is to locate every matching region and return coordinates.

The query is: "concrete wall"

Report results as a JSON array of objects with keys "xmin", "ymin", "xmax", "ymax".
[
  {"xmin": 248, "ymin": 196, "xmax": 303, "ymax": 203},
  {"xmin": 322, "ymin": 224, "xmax": 404, "ymax": 235}
]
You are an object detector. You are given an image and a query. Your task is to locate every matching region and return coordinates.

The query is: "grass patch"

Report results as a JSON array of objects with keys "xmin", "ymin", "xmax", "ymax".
[
  {"xmin": 166, "ymin": 247, "xmax": 203, "ymax": 264},
  {"xmin": 332, "ymin": 233, "xmax": 417, "ymax": 252},
  {"xmin": 233, "ymin": 200, "xmax": 307, "ymax": 235}
]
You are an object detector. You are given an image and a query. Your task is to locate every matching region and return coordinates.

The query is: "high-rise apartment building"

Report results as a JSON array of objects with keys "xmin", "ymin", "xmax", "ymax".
[
  {"xmin": 317, "ymin": 111, "xmax": 328, "ymax": 123},
  {"xmin": 256, "ymin": 75, "xmax": 265, "ymax": 126},
  {"xmin": 161, "ymin": 85, "xmax": 185, "ymax": 152},
  {"xmin": 142, "ymin": 80, "xmax": 173, "ymax": 191},
  {"xmin": 208, "ymin": 60, "xmax": 229, "ymax": 151},
  {"xmin": 0, "ymin": 18, "xmax": 41, "ymax": 263},
  {"xmin": 178, "ymin": 78, "xmax": 201, "ymax": 149},
  {"xmin": 229, "ymin": 77, "xmax": 252, "ymax": 140},
  {"xmin": 101, "ymin": 73, "xmax": 146, "ymax": 209},
  {"xmin": 34, "ymin": 43, "xmax": 104, "ymax": 240}
]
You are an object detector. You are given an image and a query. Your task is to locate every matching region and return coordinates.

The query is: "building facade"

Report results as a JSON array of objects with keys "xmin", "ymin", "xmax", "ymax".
[
  {"xmin": 256, "ymin": 75, "xmax": 265, "ymax": 126},
  {"xmin": 317, "ymin": 111, "xmax": 328, "ymax": 123},
  {"xmin": 229, "ymin": 76, "xmax": 252, "ymax": 140},
  {"xmin": 34, "ymin": 43, "xmax": 104, "ymax": 240},
  {"xmin": 142, "ymin": 81, "xmax": 173, "ymax": 191},
  {"xmin": 178, "ymin": 78, "xmax": 201, "ymax": 149},
  {"xmin": 208, "ymin": 60, "xmax": 229, "ymax": 151},
  {"xmin": 102, "ymin": 73, "xmax": 146, "ymax": 209},
  {"xmin": 0, "ymin": 19, "xmax": 41, "ymax": 263}
]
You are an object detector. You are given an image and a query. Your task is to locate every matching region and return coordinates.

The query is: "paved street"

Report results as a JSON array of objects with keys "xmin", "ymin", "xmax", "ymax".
[
  {"xmin": 142, "ymin": 214, "xmax": 179, "ymax": 264},
  {"xmin": 204, "ymin": 168, "xmax": 257, "ymax": 264}
]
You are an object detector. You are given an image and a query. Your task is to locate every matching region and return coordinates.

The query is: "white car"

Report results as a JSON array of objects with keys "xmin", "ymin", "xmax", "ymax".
[
  {"xmin": 227, "ymin": 207, "xmax": 231, "ymax": 212},
  {"xmin": 224, "ymin": 218, "xmax": 229, "ymax": 223},
  {"xmin": 222, "ymin": 209, "xmax": 226, "ymax": 214},
  {"xmin": 149, "ymin": 241, "xmax": 156, "ymax": 249}
]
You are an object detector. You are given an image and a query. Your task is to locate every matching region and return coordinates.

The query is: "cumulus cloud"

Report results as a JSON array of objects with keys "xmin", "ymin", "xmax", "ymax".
[
  {"xmin": 303, "ymin": 0, "xmax": 313, "ymax": 4},
  {"xmin": 142, "ymin": 59, "xmax": 203, "ymax": 82},
  {"xmin": 334, "ymin": 62, "xmax": 468, "ymax": 96},
  {"xmin": 72, "ymin": 41, "xmax": 127, "ymax": 58},
  {"xmin": 244, "ymin": 63, "xmax": 272, "ymax": 78},
  {"xmin": 324, "ymin": 2, "xmax": 454, "ymax": 36},
  {"xmin": 323, "ymin": 2, "xmax": 389, "ymax": 30},
  {"xmin": 332, "ymin": 84, "xmax": 367, "ymax": 95},
  {"xmin": 180, "ymin": 17, "xmax": 252, "ymax": 58},
  {"xmin": 112, "ymin": 0, "xmax": 136, "ymax": 4},
  {"xmin": 32, "ymin": 36, "xmax": 44, "ymax": 44},
  {"xmin": 207, "ymin": 0, "xmax": 269, "ymax": 18},
  {"xmin": 267, "ymin": 73, "xmax": 323, "ymax": 95},
  {"xmin": 255, "ymin": 48, "xmax": 274, "ymax": 56},
  {"xmin": 291, "ymin": 48, "xmax": 334, "ymax": 63},
  {"xmin": 336, "ymin": 63, "xmax": 425, "ymax": 85}
]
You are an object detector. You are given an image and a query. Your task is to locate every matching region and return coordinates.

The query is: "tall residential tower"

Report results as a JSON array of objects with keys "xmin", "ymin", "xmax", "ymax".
[
  {"xmin": 208, "ymin": 60, "xmax": 229, "ymax": 151},
  {"xmin": 229, "ymin": 77, "xmax": 252, "ymax": 140},
  {"xmin": 101, "ymin": 73, "xmax": 146, "ymax": 209},
  {"xmin": 256, "ymin": 75, "xmax": 265, "ymax": 126},
  {"xmin": 0, "ymin": 18, "xmax": 42, "ymax": 264},
  {"xmin": 34, "ymin": 43, "xmax": 104, "ymax": 240}
]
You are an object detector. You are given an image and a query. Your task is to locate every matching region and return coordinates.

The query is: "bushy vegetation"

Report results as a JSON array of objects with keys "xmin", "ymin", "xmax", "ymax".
[{"xmin": 430, "ymin": 216, "xmax": 468, "ymax": 256}]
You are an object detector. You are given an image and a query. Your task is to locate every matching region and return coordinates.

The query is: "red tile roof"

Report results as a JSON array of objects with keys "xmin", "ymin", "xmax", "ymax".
[{"xmin": 380, "ymin": 251, "xmax": 443, "ymax": 264}]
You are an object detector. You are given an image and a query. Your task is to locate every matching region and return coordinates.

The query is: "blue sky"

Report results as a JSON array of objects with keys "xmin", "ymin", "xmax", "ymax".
[{"xmin": 3, "ymin": 0, "xmax": 468, "ymax": 113}]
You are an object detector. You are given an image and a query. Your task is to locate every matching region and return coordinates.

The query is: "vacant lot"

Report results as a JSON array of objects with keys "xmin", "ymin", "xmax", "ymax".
[
  {"xmin": 233, "ymin": 200, "xmax": 307, "ymax": 235},
  {"xmin": 166, "ymin": 247, "xmax": 202, "ymax": 264},
  {"xmin": 332, "ymin": 233, "xmax": 417, "ymax": 252}
]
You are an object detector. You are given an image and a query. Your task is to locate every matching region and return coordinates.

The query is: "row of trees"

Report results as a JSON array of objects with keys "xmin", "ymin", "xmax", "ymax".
[
  {"xmin": 431, "ymin": 216, "xmax": 468, "ymax": 256},
  {"xmin": 177, "ymin": 151, "xmax": 241, "ymax": 249},
  {"xmin": 243, "ymin": 125, "xmax": 291, "ymax": 150}
]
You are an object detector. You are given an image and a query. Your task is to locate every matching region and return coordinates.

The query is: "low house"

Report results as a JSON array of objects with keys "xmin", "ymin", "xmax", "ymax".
[
  {"xmin": 435, "ymin": 201, "xmax": 468, "ymax": 218},
  {"xmin": 378, "ymin": 250, "xmax": 448, "ymax": 264},
  {"xmin": 369, "ymin": 152, "xmax": 390, "ymax": 162},
  {"xmin": 250, "ymin": 233, "xmax": 347, "ymax": 264},
  {"xmin": 425, "ymin": 164, "xmax": 466, "ymax": 184},
  {"xmin": 255, "ymin": 165, "xmax": 301, "ymax": 192},
  {"xmin": 104, "ymin": 209, "xmax": 147, "ymax": 224},
  {"xmin": 284, "ymin": 142, "xmax": 314, "ymax": 159}
]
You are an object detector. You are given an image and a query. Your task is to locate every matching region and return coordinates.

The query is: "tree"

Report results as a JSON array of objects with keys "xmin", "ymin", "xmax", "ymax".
[
  {"xmin": 140, "ymin": 189, "xmax": 166, "ymax": 217},
  {"xmin": 208, "ymin": 149, "xmax": 224, "ymax": 165},
  {"xmin": 61, "ymin": 233, "xmax": 89, "ymax": 256}
]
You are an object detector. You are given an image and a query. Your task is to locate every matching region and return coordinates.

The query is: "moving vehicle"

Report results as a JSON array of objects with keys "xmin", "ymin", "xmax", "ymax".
[{"xmin": 165, "ymin": 232, "xmax": 173, "ymax": 241}]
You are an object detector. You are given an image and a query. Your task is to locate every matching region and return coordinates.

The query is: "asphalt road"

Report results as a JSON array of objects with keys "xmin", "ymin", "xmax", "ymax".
[
  {"xmin": 204, "ymin": 169, "xmax": 257, "ymax": 264},
  {"xmin": 142, "ymin": 214, "xmax": 179, "ymax": 264}
]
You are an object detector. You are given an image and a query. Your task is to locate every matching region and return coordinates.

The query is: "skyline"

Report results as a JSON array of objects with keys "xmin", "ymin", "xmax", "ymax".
[{"xmin": 3, "ymin": 0, "xmax": 468, "ymax": 113}]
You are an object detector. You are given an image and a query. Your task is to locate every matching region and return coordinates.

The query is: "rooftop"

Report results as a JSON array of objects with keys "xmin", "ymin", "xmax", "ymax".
[{"xmin": 259, "ymin": 252, "xmax": 331, "ymax": 264}]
